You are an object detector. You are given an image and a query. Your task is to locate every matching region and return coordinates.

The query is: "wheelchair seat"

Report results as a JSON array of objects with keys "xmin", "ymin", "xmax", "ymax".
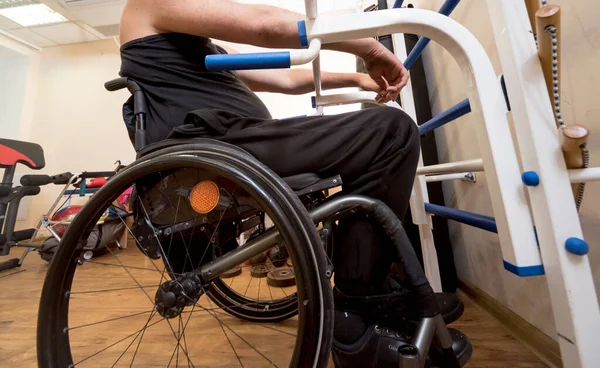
[
  {"xmin": 136, "ymin": 138, "xmax": 342, "ymax": 196},
  {"xmin": 0, "ymin": 138, "xmax": 45, "ymax": 170}
]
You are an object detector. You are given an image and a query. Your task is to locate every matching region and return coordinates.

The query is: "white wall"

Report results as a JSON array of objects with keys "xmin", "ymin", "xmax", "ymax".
[
  {"xmin": 413, "ymin": 0, "xmax": 600, "ymax": 340},
  {"xmin": 0, "ymin": 56, "xmax": 29, "ymax": 139}
]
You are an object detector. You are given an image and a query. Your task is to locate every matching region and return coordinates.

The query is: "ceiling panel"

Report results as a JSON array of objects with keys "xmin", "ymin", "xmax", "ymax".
[
  {"xmin": 31, "ymin": 21, "xmax": 98, "ymax": 44},
  {"xmin": 7, "ymin": 27, "xmax": 57, "ymax": 46},
  {"xmin": 0, "ymin": 14, "xmax": 21, "ymax": 29}
]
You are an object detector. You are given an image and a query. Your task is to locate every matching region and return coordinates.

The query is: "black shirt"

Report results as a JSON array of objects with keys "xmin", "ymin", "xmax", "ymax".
[{"xmin": 119, "ymin": 33, "xmax": 272, "ymax": 144}]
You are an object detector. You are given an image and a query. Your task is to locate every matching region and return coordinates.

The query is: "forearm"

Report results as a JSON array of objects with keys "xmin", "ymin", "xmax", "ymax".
[{"xmin": 287, "ymin": 69, "xmax": 359, "ymax": 94}]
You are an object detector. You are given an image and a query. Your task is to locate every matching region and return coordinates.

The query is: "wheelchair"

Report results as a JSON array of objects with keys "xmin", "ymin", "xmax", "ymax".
[{"xmin": 36, "ymin": 78, "xmax": 463, "ymax": 367}]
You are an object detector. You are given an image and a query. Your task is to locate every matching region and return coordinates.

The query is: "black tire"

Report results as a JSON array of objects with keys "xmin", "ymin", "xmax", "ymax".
[{"xmin": 37, "ymin": 139, "xmax": 333, "ymax": 368}]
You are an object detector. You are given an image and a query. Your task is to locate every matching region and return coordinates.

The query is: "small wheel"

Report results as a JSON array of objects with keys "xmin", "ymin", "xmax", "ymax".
[{"xmin": 37, "ymin": 140, "xmax": 333, "ymax": 368}]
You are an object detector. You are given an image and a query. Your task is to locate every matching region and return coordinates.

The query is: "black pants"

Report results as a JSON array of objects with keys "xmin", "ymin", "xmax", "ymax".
[{"xmin": 170, "ymin": 106, "xmax": 421, "ymax": 296}]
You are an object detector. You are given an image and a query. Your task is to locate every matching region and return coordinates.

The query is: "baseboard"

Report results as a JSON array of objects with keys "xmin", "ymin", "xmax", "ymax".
[{"xmin": 458, "ymin": 279, "xmax": 562, "ymax": 368}]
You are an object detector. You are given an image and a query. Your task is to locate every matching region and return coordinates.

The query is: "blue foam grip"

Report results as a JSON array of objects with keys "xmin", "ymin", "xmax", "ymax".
[
  {"xmin": 205, "ymin": 52, "xmax": 291, "ymax": 71},
  {"xmin": 393, "ymin": 0, "xmax": 405, "ymax": 8},
  {"xmin": 522, "ymin": 171, "xmax": 540, "ymax": 186},
  {"xmin": 298, "ymin": 20, "xmax": 308, "ymax": 47},
  {"xmin": 418, "ymin": 98, "xmax": 471, "ymax": 136},
  {"xmin": 424, "ymin": 203, "xmax": 497, "ymax": 233},
  {"xmin": 311, "ymin": 96, "xmax": 316, "ymax": 109},
  {"xmin": 503, "ymin": 261, "xmax": 545, "ymax": 277},
  {"xmin": 565, "ymin": 237, "xmax": 589, "ymax": 256}
]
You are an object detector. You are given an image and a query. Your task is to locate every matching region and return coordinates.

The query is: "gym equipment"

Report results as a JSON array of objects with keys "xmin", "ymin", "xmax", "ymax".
[
  {"xmin": 205, "ymin": 0, "xmax": 599, "ymax": 366},
  {"xmin": 267, "ymin": 266, "xmax": 297, "ymax": 287},
  {"xmin": 250, "ymin": 264, "xmax": 269, "ymax": 278},
  {"xmin": 0, "ymin": 139, "xmax": 124, "ymax": 271}
]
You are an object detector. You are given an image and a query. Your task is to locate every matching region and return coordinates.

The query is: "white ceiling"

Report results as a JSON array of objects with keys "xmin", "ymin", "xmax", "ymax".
[{"xmin": 0, "ymin": 0, "xmax": 376, "ymax": 48}]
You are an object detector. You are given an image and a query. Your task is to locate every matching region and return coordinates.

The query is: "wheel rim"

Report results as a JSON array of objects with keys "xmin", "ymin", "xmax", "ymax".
[{"xmin": 37, "ymin": 149, "xmax": 331, "ymax": 368}]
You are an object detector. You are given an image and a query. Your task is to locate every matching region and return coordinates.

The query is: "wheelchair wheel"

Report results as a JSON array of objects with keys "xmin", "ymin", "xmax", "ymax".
[{"xmin": 37, "ymin": 140, "xmax": 333, "ymax": 367}]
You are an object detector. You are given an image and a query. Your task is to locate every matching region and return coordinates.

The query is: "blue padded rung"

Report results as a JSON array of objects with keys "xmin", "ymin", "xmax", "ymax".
[
  {"xmin": 503, "ymin": 261, "xmax": 545, "ymax": 277},
  {"xmin": 418, "ymin": 98, "xmax": 471, "ymax": 136},
  {"xmin": 424, "ymin": 203, "xmax": 497, "ymax": 233},
  {"xmin": 393, "ymin": 0, "xmax": 405, "ymax": 8}
]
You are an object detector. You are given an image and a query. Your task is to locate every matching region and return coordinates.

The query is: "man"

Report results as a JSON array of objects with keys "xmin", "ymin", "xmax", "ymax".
[{"xmin": 118, "ymin": 0, "xmax": 469, "ymax": 366}]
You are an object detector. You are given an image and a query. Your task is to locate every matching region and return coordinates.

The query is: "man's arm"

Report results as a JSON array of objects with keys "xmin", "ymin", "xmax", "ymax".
[
  {"xmin": 236, "ymin": 68, "xmax": 382, "ymax": 95},
  {"xmin": 122, "ymin": 0, "xmax": 408, "ymax": 100},
  {"xmin": 129, "ymin": 0, "xmax": 382, "ymax": 58},
  {"xmin": 218, "ymin": 44, "xmax": 387, "ymax": 98}
]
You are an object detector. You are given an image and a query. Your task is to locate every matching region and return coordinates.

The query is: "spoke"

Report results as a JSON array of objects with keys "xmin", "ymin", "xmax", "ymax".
[
  {"xmin": 196, "ymin": 187, "xmax": 239, "ymax": 269},
  {"xmin": 67, "ymin": 310, "xmax": 153, "ymax": 331},
  {"xmin": 71, "ymin": 285, "xmax": 159, "ymax": 295},
  {"xmin": 116, "ymin": 215, "xmax": 167, "ymax": 274},
  {"xmin": 181, "ymin": 314, "xmax": 191, "ymax": 368},
  {"xmin": 204, "ymin": 298, "xmax": 243, "ymax": 367},
  {"xmin": 85, "ymin": 261, "xmax": 164, "ymax": 273},
  {"xmin": 243, "ymin": 271, "xmax": 253, "ymax": 297},
  {"xmin": 257, "ymin": 276, "xmax": 261, "ymax": 301},
  {"xmin": 103, "ymin": 245, "xmax": 156, "ymax": 307},
  {"xmin": 110, "ymin": 309, "xmax": 158, "ymax": 367},
  {"xmin": 72, "ymin": 316, "xmax": 164, "ymax": 366},
  {"xmin": 129, "ymin": 309, "xmax": 159, "ymax": 367},
  {"xmin": 200, "ymin": 298, "xmax": 278, "ymax": 367}
]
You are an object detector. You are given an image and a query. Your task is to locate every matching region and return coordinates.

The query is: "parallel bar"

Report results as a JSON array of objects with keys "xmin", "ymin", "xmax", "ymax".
[
  {"xmin": 393, "ymin": 0, "xmax": 404, "ymax": 8},
  {"xmin": 424, "ymin": 203, "xmax": 497, "ymax": 233},
  {"xmin": 569, "ymin": 167, "xmax": 600, "ymax": 184},
  {"xmin": 418, "ymin": 98, "xmax": 471, "ymax": 136},
  {"xmin": 425, "ymin": 172, "xmax": 475, "ymax": 183},
  {"xmin": 404, "ymin": 0, "xmax": 462, "ymax": 70},
  {"xmin": 417, "ymin": 159, "xmax": 484, "ymax": 176}
]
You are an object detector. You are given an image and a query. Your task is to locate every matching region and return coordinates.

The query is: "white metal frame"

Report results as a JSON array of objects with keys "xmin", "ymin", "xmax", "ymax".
[
  {"xmin": 298, "ymin": 1, "xmax": 600, "ymax": 366},
  {"xmin": 221, "ymin": 1, "xmax": 600, "ymax": 365},
  {"xmin": 485, "ymin": 1, "xmax": 599, "ymax": 366}
]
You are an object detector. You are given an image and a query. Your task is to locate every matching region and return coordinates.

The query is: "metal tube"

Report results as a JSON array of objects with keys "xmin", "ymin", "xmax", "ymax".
[
  {"xmin": 304, "ymin": 0, "xmax": 318, "ymax": 19},
  {"xmin": 417, "ymin": 159, "xmax": 484, "ymax": 176},
  {"xmin": 425, "ymin": 203, "xmax": 497, "ymax": 233},
  {"xmin": 425, "ymin": 172, "xmax": 475, "ymax": 183},
  {"xmin": 413, "ymin": 317, "xmax": 436, "ymax": 364},
  {"xmin": 199, "ymin": 229, "xmax": 278, "ymax": 282},
  {"xmin": 418, "ymin": 98, "xmax": 471, "ymax": 136},
  {"xmin": 569, "ymin": 167, "xmax": 600, "ymax": 184}
]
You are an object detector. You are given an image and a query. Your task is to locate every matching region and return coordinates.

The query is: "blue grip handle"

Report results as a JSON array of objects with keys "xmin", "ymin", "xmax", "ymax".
[{"xmin": 205, "ymin": 52, "xmax": 291, "ymax": 71}]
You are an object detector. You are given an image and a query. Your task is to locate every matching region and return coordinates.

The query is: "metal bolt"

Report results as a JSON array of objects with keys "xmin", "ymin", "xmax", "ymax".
[
  {"xmin": 333, "ymin": 179, "xmax": 338, "ymax": 184},
  {"xmin": 202, "ymin": 217, "xmax": 208, "ymax": 222},
  {"xmin": 138, "ymin": 220, "xmax": 144, "ymax": 226},
  {"xmin": 325, "ymin": 270, "xmax": 332, "ymax": 278},
  {"xmin": 208, "ymin": 270, "xmax": 212, "ymax": 275},
  {"xmin": 200, "ymin": 227, "xmax": 205, "ymax": 231},
  {"xmin": 165, "ymin": 228, "xmax": 172, "ymax": 235},
  {"xmin": 138, "ymin": 236, "xmax": 144, "ymax": 242},
  {"xmin": 322, "ymin": 228, "xmax": 330, "ymax": 236},
  {"xmin": 184, "ymin": 223, "xmax": 190, "ymax": 229}
]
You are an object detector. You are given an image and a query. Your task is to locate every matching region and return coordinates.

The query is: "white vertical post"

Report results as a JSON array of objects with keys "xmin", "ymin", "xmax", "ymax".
[
  {"xmin": 486, "ymin": 1, "xmax": 600, "ymax": 366},
  {"xmin": 387, "ymin": 0, "xmax": 442, "ymax": 292},
  {"xmin": 305, "ymin": 0, "xmax": 324, "ymax": 115}
]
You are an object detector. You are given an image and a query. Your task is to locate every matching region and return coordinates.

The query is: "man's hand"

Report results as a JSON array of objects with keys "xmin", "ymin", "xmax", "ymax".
[
  {"xmin": 356, "ymin": 74, "xmax": 396, "ymax": 103},
  {"xmin": 362, "ymin": 44, "xmax": 409, "ymax": 103}
]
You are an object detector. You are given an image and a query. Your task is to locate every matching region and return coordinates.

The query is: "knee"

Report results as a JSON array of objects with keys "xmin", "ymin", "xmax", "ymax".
[{"xmin": 376, "ymin": 107, "xmax": 420, "ymax": 152}]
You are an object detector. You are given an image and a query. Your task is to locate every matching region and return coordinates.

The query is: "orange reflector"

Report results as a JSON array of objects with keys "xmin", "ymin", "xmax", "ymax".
[{"xmin": 190, "ymin": 181, "xmax": 220, "ymax": 214}]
